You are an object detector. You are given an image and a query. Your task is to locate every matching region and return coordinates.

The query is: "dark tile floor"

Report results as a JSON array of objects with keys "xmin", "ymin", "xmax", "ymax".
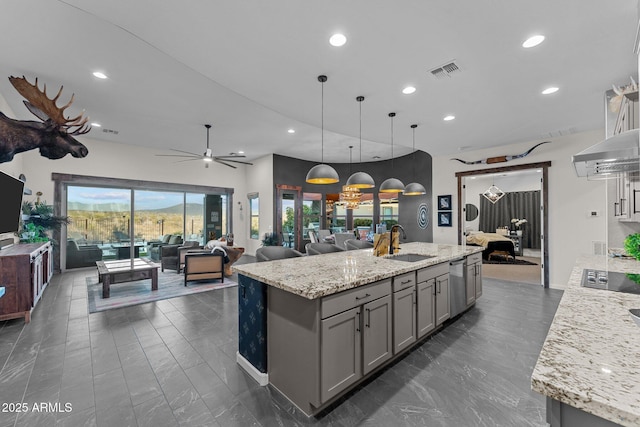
[{"xmin": 0, "ymin": 257, "xmax": 563, "ymax": 427}]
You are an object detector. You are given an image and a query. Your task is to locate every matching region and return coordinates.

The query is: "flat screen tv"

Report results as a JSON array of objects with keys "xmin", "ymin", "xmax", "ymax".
[{"xmin": 0, "ymin": 171, "xmax": 25, "ymax": 235}]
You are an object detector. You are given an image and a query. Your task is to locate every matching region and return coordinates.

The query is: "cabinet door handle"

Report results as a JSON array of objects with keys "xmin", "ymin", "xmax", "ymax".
[
  {"xmin": 614, "ymin": 202, "xmax": 620, "ymax": 216},
  {"xmin": 356, "ymin": 311, "xmax": 361, "ymax": 332},
  {"xmin": 401, "ymin": 279, "xmax": 412, "ymax": 285},
  {"xmin": 621, "ymin": 198, "xmax": 627, "ymax": 215},
  {"xmin": 365, "ymin": 308, "xmax": 370, "ymax": 328},
  {"xmin": 413, "ymin": 290, "xmax": 417, "ymax": 305},
  {"xmin": 634, "ymin": 190, "xmax": 640, "ymax": 214},
  {"xmin": 355, "ymin": 293, "xmax": 370, "ymax": 300}
]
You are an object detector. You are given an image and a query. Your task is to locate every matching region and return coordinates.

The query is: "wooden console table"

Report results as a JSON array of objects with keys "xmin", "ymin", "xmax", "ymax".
[{"xmin": 0, "ymin": 242, "xmax": 53, "ymax": 323}]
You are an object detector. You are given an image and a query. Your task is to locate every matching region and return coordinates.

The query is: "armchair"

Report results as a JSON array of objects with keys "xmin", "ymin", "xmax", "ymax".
[
  {"xmin": 149, "ymin": 234, "xmax": 183, "ymax": 261},
  {"xmin": 184, "ymin": 253, "xmax": 224, "ymax": 286},
  {"xmin": 66, "ymin": 239, "xmax": 103, "ymax": 269},
  {"xmin": 160, "ymin": 240, "xmax": 199, "ymax": 272}
]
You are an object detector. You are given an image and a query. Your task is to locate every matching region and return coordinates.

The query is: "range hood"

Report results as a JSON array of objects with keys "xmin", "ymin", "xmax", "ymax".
[{"xmin": 572, "ymin": 129, "xmax": 640, "ymax": 178}]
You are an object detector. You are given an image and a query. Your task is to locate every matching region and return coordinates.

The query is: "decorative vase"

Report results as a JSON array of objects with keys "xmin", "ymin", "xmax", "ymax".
[{"xmin": 516, "ymin": 230, "xmax": 522, "ymax": 236}]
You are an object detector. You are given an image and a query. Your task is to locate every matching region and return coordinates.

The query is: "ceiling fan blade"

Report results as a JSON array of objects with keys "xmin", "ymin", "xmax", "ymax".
[
  {"xmin": 170, "ymin": 148, "xmax": 202, "ymax": 156},
  {"xmin": 214, "ymin": 159, "xmax": 237, "ymax": 169},
  {"xmin": 155, "ymin": 154, "xmax": 201, "ymax": 159},
  {"xmin": 214, "ymin": 158, "xmax": 253, "ymax": 165},
  {"xmin": 174, "ymin": 158, "xmax": 202, "ymax": 164},
  {"xmin": 214, "ymin": 155, "xmax": 247, "ymax": 159}
]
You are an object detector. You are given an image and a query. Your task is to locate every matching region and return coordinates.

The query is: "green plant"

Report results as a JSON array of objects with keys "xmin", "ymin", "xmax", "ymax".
[
  {"xmin": 21, "ymin": 222, "xmax": 48, "ymax": 243},
  {"xmin": 262, "ymin": 232, "xmax": 279, "ymax": 246},
  {"xmin": 624, "ymin": 233, "xmax": 640, "ymax": 260},
  {"xmin": 21, "ymin": 199, "xmax": 69, "ymax": 245}
]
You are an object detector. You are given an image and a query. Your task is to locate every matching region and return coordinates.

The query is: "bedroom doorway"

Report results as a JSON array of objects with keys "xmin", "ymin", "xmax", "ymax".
[{"xmin": 456, "ymin": 162, "xmax": 550, "ymax": 288}]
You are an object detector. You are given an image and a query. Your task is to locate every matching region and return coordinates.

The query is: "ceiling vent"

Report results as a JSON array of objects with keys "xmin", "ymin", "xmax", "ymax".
[
  {"xmin": 429, "ymin": 60, "xmax": 462, "ymax": 79},
  {"xmin": 102, "ymin": 128, "xmax": 119, "ymax": 135}
]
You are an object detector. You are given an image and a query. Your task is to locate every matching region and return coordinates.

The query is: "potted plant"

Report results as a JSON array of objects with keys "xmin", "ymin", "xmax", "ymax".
[
  {"xmin": 262, "ymin": 232, "xmax": 279, "ymax": 246},
  {"xmin": 624, "ymin": 233, "xmax": 640, "ymax": 260},
  {"xmin": 21, "ymin": 199, "xmax": 69, "ymax": 245}
]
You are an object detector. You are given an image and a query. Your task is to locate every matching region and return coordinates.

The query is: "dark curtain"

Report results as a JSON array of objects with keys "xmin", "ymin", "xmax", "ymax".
[{"xmin": 478, "ymin": 190, "xmax": 541, "ymax": 249}]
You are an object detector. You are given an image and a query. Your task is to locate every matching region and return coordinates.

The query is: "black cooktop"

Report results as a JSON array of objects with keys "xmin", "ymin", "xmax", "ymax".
[{"xmin": 581, "ymin": 269, "xmax": 640, "ymax": 294}]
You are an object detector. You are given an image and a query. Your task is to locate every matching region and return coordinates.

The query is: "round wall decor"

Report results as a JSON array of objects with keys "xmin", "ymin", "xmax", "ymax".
[{"xmin": 418, "ymin": 203, "xmax": 429, "ymax": 229}]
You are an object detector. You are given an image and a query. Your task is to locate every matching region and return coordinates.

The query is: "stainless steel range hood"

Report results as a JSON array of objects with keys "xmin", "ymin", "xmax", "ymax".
[{"xmin": 572, "ymin": 129, "xmax": 640, "ymax": 177}]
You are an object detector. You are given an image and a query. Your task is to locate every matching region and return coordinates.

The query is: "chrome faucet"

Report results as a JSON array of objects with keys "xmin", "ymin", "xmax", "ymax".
[{"xmin": 389, "ymin": 224, "xmax": 406, "ymax": 254}]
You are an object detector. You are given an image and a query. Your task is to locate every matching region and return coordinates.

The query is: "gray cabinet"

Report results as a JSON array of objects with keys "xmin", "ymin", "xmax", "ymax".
[
  {"xmin": 466, "ymin": 252, "xmax": 482, "ymax": 305},
  {"xmin": 362, "ymin": 294, "xmax": 392, "ymax": 375},
  {"xmin": 435, "ymin": 274, "xmax": 450, "ymax": 326},
  {"xmin": 320, "ymin": 278, "xmax": 392, "ymax": 403},
  {"xmin": 393, "ymin": 286, "xmax": 416, "ymax": 354},
  {"xmin": 416, "ymin": 278, "xmax": 435, "ymax": 338},
  {"xmin": 321, "ymin": 306, "xmax": 362, "ymax": 402}
]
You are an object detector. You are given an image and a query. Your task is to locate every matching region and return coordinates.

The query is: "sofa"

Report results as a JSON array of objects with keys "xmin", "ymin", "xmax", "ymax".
[
  {"xmin": 66, "ymin": 239, "xmax": 103, "ymax": 269},
  {"xmin": 148, "ymin": 234, "xmax": 183, "ymax": 261}
]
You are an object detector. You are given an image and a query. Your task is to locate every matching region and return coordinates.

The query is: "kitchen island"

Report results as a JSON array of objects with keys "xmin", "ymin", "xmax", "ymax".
[
  {"xmin": 234, "ymin": 242, "xmax": 484, "ymax": 416},
  {"xmin": 532, "ymin": 255, "xmax": 640, "ymax": 427}
]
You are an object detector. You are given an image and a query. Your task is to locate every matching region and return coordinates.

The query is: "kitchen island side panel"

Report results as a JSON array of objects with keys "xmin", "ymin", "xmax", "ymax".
[
  {"xmin": 238, "ymin": 275, "xmax": 268, "ymax": 373},
  {"xmin": 268, "ymin": 285, "xmax": 322, "ymax": 412}
]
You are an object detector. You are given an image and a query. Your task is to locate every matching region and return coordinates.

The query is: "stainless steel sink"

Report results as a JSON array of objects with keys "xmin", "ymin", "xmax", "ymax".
[{"xmin": 387, "ymin": 254, "xmax": 435, "ymax": 262}]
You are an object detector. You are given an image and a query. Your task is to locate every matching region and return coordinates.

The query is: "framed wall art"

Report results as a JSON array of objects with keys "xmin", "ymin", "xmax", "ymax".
[
  {"xmin": 438, "ymin": 211, "xmax": 452, "ymax": 227},
  {"xmin": 438, "ymin": 195, "xmax": 452, "ymax": 211}
]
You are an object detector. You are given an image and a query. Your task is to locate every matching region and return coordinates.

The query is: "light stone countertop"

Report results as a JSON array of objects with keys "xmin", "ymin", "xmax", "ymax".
[
  {"xmin": 531, "ymin": 255, "xmax": 640, "ymax": 427},
  {"xmin": 233, "ymin": 242, "xmax": 483, "ymax": 300}
]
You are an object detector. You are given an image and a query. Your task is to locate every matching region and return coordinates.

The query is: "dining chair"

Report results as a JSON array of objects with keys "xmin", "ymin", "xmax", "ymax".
[
  {"xmin": 305, "ymin": 242, "xmax": 345, "ymax": 256},
  {"xmin": 344, "ymin": 239, "xmax": 374, "ymax": 250}
]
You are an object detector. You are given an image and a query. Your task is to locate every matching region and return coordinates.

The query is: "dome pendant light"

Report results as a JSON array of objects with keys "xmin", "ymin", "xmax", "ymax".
[
  {"xmin": 379, "ymin": 112, "xmax": 405, "ymax": 193},
  {"xmin": 306, "ymin": 75, "xmax": 339, "ymax": 184},
  {"xmin": 403, "ymin": 124, "xmax": 427, "ymax": 196},
  {"xmin": 346, "ymin": 96, "xmax": 375, "ymax": 189}
]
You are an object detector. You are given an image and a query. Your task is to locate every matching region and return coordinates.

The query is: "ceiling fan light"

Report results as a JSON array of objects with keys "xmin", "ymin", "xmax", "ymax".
[
  {"xmin": 306, "ymin": 163, "xmax": 339, "ymax": 184},
  {"xmin": 203, "ymin": 157, "xmax": 213, "ymax": 162},
  {"xmin": 346, "ymin": 171, "xmax": 375, "ymax": 189},
  {"xmin": 403, "ymin": 182, "xmax": 426, "ymax": 196},
  {"xmin": 379, "ymin": 177, "xmax": 405, "ymax": 193}
]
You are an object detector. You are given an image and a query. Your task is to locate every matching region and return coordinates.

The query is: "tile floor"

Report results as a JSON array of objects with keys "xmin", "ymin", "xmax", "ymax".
[{"xmin": 0, "ymin": 258, "xmax": 563, "ymax": 426}]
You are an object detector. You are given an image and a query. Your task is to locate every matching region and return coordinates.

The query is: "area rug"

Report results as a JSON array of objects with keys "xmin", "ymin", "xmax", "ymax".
[
  {"xmin": 86, "ymin": 272, "xmax": 237, "ymax": 313},
  {"xmin": 483, "ymin": 256, "xmax": 538, "ymax": 265}
]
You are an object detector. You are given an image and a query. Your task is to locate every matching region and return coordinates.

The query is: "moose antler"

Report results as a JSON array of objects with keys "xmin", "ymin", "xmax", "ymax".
[{"xmin": 9, "ymin": 76, "xmax": 91, "ymax": 135}]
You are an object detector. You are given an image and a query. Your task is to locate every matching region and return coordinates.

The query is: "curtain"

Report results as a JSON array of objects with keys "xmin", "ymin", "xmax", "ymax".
[{"xmin": 478, "ymin": 190, "xmax": 541, "ymax": 249}]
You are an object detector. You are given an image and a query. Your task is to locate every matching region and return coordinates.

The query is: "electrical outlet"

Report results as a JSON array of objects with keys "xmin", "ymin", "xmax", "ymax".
[{"xmin": 588, "ymin": 210, "xmax": 600, "ymax": 217}]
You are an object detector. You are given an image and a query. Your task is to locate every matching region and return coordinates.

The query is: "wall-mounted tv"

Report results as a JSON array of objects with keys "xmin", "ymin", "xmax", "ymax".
[{"xmin": 0, "ymin": 171, "xmax": 25, "ymax": 235}]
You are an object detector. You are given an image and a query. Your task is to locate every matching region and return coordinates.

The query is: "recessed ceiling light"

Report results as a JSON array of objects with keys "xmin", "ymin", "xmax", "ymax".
[
  {"xmin": 402, "ymin": 86, "xmax": 416, "ymax": 95},
  {"xmin": 443, "ymin": 115, "xmax": 455, "ymax": 121},
  {"xmin": 542, "ymin": 87, "xmax": 559, "ymax": 95},
  {"xmin": 329, "ymin": 33, "xmax": 347, "ymax": 47},
  {"xmin": 90, "ymin": 122, "xmax": 101, "ymax": 127},
  {"xmin": 92, "ymin": 71, "xmax": 107, "ymax": 79},
  {"xmin": 287, "ymin": 129, "xmax": 295, "ymax": 134},
  {"xmin": 522, "ymin": 35, "xmax": 545, "ymax": 48}
]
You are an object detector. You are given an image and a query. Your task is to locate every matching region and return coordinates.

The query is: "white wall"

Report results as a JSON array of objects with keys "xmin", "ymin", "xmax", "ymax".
[
  {"xmin": 432, "ymin": 129, "xmax": 608, "ymax": 288},
  {"xmin": 9, "ymin": 133, "xmax": 250, "ymax": 246},
  {"xmin": 243, "ymin": 154, "xmax": 274, "ymax": 256}
]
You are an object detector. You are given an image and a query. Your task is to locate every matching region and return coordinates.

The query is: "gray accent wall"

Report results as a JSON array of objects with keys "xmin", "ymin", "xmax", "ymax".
[{"xmin": 272, "ymin": 152, "xmax": 433, "ymax": 242}]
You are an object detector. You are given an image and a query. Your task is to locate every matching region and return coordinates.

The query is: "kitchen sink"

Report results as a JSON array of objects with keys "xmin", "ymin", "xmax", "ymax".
[{"xmin": 387, "ymin": 254, "xmax": 435, "ymax": 262}]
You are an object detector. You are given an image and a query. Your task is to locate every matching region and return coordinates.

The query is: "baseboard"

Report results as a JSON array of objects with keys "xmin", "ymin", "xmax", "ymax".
[{"xmin": 236, "ymin": 352, "xmax": 269, "ymax": 386}]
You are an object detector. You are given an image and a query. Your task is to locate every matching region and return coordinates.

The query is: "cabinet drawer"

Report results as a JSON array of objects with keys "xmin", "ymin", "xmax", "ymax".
[
  {"xmin": 393, "ymin": 271, "xmax": 416, "ymax": 292},
  {"xmin": 322, "ymin": 279, "xmax": 391, "ymax": 319},
  {"xmin": 417, "ymin": 262, "xmax": 449, "ymax": 283},
  {"xmin": 467, "ymin": 252, "xmax": 482, "ymax": 264}
]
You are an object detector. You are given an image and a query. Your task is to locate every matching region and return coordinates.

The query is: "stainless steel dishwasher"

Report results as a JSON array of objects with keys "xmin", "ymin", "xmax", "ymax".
[{"xmin": 449, "ymin": 258, "xmax": 467, "ymax": 318}]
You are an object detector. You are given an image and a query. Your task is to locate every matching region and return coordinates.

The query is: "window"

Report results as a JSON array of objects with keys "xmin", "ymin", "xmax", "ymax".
[
  {"xmin": 352, "ymin": 193, "xmax": 374, "ymax": 231},
  {"xmin": 303, "ymin": 192, "xmax": 321, "ymax": 238},
  {"xmin": 379, "ymin": 193, "xmax": 399, "ymax": 228},
  {"xmin": 249, "ymin": 193, "xmax": 259, "ymax": 239}
]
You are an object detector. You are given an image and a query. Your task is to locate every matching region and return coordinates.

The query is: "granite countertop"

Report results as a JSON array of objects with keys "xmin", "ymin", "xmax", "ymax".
[
  {"xmin": 531, "ymin": 255, "xmax": 640, "ymax": 427},
  {"xmin": 233, "ymin": 242, "xmax": 483, "ymax": 299}
]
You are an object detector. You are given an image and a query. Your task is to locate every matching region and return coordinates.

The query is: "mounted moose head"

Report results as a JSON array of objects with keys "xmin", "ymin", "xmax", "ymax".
[{"xmin": 0, "ymin": 76, "xmax": 90, "ymax": 163}]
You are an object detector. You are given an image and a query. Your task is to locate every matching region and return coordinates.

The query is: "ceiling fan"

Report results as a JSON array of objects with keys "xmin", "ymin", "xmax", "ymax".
[{"xmin": 156, "ymin": 124, "xmax": 253, "ymax": 169}]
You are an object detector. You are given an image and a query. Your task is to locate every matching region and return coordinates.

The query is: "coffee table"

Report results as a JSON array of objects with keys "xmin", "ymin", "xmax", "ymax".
[{"xmin": 96, "ymin": 258, "xmax": 158, "ymax": 298}]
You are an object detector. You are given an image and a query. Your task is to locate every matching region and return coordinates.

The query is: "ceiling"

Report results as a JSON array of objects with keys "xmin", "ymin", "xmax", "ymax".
[{"xmin": 0, "ymin": 0, "xmax": 638, "ymax": 164}]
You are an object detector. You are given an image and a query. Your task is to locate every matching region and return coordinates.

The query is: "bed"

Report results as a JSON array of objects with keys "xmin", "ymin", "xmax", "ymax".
[{"xmin": 466, "ymin": 232, "xmax": 516, "ymax": 260}]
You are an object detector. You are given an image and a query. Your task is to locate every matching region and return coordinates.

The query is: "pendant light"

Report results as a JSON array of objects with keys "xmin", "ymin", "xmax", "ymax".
[
  {"xmin": 403, "ymin": 124, "xmax": 427, "ymax": 196},
  {"xmin": 346, "ymin": 96, "xmax": 375, "ymax": 189},
  {"xmin": 379, "ymin": 112, "xmax": 405, "ymax": 193},
  {"xmin": 340, "ymin": 146, "xmax": 362, "ymax": 209},
  {"xmin": 482, "ymin": 174, "xmax": 505, "ymax": 204},
  {"xmin": 306, "ymin": 75, "xmax": 339, "ymax": 184}
]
